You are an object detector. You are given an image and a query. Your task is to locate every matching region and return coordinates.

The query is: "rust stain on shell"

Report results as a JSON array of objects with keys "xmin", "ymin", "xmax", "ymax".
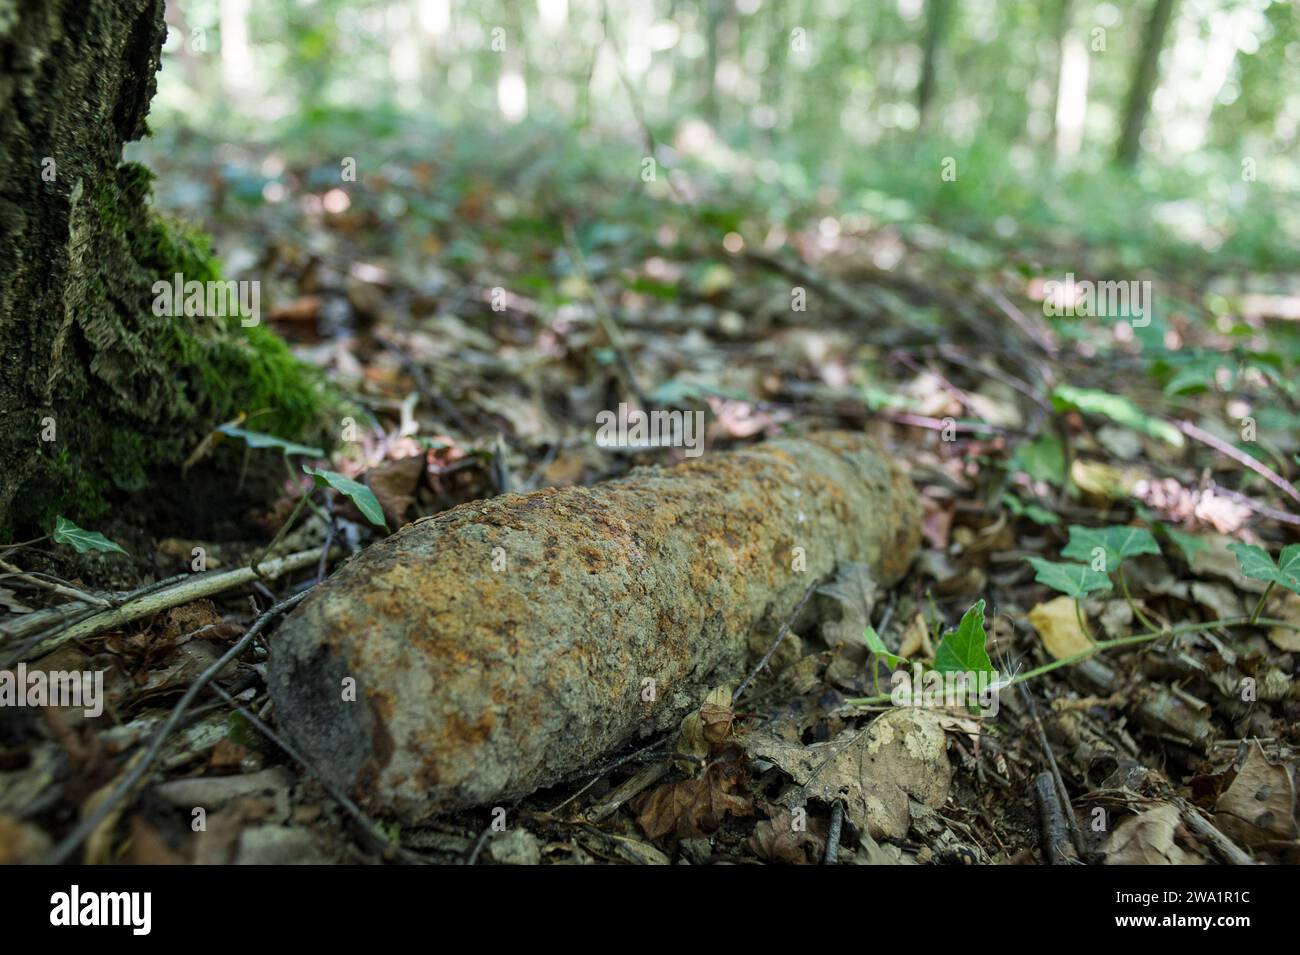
[{"xmin": 268, "ymin": 431, "xmax": 921, "ymax": 820}]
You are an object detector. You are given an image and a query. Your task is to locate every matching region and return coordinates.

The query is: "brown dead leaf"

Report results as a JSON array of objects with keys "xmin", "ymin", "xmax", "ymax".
[
  {"xmin": 366, "ymin": 454, "xmax": 426, "ymax": 525},
  {"xmin": 1190, "ymin": 581, "xmax": 1245, "ymax": 621},
  {"xmin": 817, "ymin": 563, "xmax": 878, "ymax": 648},
  {"xmin": 632, "ymin": 746, "xmax": 753, "ymax": 840},
  {"xmin": 1102, "ymin": 804, "xmax": 1204, "ymax": 865},
  {"xmin": 675, "ymin": 686, "xmax": 733, "ymax": 767},
  {"xmin": 0, "ymin": 813, "xmax": 52, "ymax": 864},
  {"xmin": 268, "ymin": 295, "xmax": 324, "ymax": 324},
  {"xmin": 747, "ymin": 807, "xmax": 826, "ymax": 864},
  {"xmin": 1028, "ymin": 596, "xmax": 1094, "ymax": 660},
  {"xmin": 208, "ymin": 737, "xmax": 256, "ymax": 774},
  {"xmin": 539, "ymin": 449, "xmax": 587, "ymax": 487},
  {"xmin": 1214, "ymin": 744, "xmax": 1297, "ymax": 847},
  {"xmin": 1265, "ymin": 590, "xmax": 1300, "ymax": 652},
  {"xmin": 744, "ymin": 708, "xmax": 953, "ymax": 840},
  {"xmin": 124, "ymin": 816, "xmax": 187, "ymax": 865},
  {"xmin": 898, "ymin": 612, "xmax": 934, "ymax": 659}
]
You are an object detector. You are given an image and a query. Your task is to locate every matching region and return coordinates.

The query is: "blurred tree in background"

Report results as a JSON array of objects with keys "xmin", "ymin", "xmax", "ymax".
[{"xmin": 142, "ymin": 0, "xmax": 1298, "ymax": 271}]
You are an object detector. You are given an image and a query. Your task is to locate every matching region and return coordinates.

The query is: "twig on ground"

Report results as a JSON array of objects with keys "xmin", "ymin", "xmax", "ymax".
[
  {"xmin": 1174, "ymin": 797, "xmax": 1254, "ymax": 865},
  {"xmin": 1017, "ymin": 681, "xmax": 1087, "ymax": 857},
  {"xmin": 548, "ymin": 735, "xmax": 672, "ymax": 814},
  {"xmin": 0, "ymin": 559, "xmax": 110, "ymax": 608},
  {"xmin": 734, "ymin": 581, "xmax": 818, "ymax": 702},
  {"xmin": 977, "ymin": 283, "xmax": 1060, "ymax": 358},
  {"xmin": 42, "ymin": 591, "xmax": 310, "ymax": 864},
  {"xmin": 562, "ymin": 220, "xmax": 647, "ymax": 407},
  {"xmin": 1208, "ymin": 481, "xmax": 1300, "ymax": 527},
  {"xmin": 823, "ymin": 800, "xmax": 844, "ymax": 865},
  {"xmin": 1174, "ymin": 418, "xmax": 1300, "ymax": 509},
  {"xmin": 584, "ymin": 761, "xmax": 670, "ymax": 823},
  {"xmin": 1034, "ymin": 771, "xmax": 1079, "ymax": 864},
  {"xmin": 206, "ymin": 682, "xmax": 427, "ymax": 864},
  {"xmin": 5, "ymin": 546, "xmax": 329, "ymax": 665},
  {"xmin": 744, "ymin": 249, "xmax": 885, "ymax": 323}
]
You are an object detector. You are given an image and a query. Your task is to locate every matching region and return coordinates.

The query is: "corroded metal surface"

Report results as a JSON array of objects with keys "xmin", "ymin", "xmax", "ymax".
[{"xmin": 269, "ymin": 431, "xmax": 920, "ymax": 819}]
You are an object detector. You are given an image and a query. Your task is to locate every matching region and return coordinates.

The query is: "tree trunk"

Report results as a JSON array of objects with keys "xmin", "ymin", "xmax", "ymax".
[
  {"xmin": 0, "ymin": 0, "xmax": 320, "ymax": 535},
  {"xmin": 1115, "ymin": 0, "xmax": 1177, "ymax": 166},
  {"xmin": 917, "ymin": 0, "xmax": 953, "ymax": 129}
]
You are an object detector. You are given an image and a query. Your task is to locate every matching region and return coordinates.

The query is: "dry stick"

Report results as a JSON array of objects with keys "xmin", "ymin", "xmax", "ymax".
[
  {"xmin": 42, "ymin": 591, "xmax": 310, "ymax": 864},
  {"xmin": 1174, "ymin": 418, "xmax": 1300, "ymax": 509},
  {"xmin": 1173, "ymin": 797, "xmax": 1254, "ymax": 866},
  {"xmin": 823, "ymin": 800, "xmax": 845, "ymax": 865},
  {"xmin": 744, "ymin": 249, "xmax": 885, "ymax": 323},
  {"xmin": 206, "ymin": 683, "xmax": 428, "ymax": 864},
  {"xmin": 1018, "ymin": 681, "xmax": 1086, "ymax": 858},
  {"xmin": 0, "ymin": 570, "xmax": 205, "ymax": 645},
  {"xmin": 584, "ymin": 761, "xmax": 670, "ymax": 823},
  {"xmin": 0, "ymin": 559, "xmax": 110, "ymax": 608},
  {"xmin": 561, "ymin": 220, "xmax": 647, "ymax": 408},
  {"xmin": 734, "ymin": 581, "xmax": 818, "ymax": 702},
  {"xmin": 1209, "ymin": 481, "xmax": 1300, "ymax": 528},
  {"xmin": 1033, "ymin": 772, "xmax": 1078, "ymax": 865},
  {"xmin": 7, "ymin": 546, "xmax": 328, "ymax": 664},
  {"xmin": 978, "ymin": 283, "xmax": 1060, "ymax": 358},
  {"xmin": 548, "ymin": 734, "xmax": 672, "ymax": 815}
]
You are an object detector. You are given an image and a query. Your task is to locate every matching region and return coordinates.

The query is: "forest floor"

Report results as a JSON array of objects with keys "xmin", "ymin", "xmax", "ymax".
[{"xmin": 2, "ymin": 127, "xmax": 1299, "ymax": 865}]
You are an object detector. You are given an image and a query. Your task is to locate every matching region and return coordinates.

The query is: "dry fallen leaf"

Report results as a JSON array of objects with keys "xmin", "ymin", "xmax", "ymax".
[
  {"xmin": 1028, "ymin": 595, "xmax": 1094, "ymax": 660},
  {"xmin": 675, "ymin": 685, "xmax": 733, "ymax": 767},
  {"xmin": 632, "ymin": 745, "xmax": 753, "ymax": 840},
  {"xmin": 744, "ymin": 708, "xmax": 952, "ymax": 840},
  {"xmin": 747, "ymin": 807, "xmax": 826, "ymax": 864},
  {"xmin": 1265, "ymin": 590, "xmax": 1300, "ymax": 652},
  {"xmin": 1214, "ymin": 744, "xmax": 1297, "ymax": 848},
  {"xmin": 0, "ymin": 813, "xmax": 52, "ymax": 864},
  {"xmin": 1102, "ymin": 803, "xmax": 1203, "ymax": 865},
  {"xmin": 817, "ymin": 562, "xmax": 878, "ymax": 648},
  {"xmin": 365, "ymin": 454, "xmax": 426, "ymax": 525},
  {"xmin": 898, "ymin": 612, "xmax": 934, "ymax": 659}
]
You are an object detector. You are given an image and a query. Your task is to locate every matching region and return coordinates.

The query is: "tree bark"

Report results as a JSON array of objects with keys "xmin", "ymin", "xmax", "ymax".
[
  {"xmin": 0, "ymin": 1, "xmax": 320, "ymax": 535},
  {"xmin": 1115, "ymin": 0, "xmax": 1177, "ymax": 166},
  {"xmin": 917, "ymin": 0, "xmax": 953, "ymax": 129}
]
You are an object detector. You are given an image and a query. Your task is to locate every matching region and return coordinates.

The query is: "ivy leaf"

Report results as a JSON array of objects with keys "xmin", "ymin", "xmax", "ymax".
[
  {"xmin": 1277, "ymin": 547, "xmax": 1300, "ymax": 590},
  {"xmin": 302, "ymin": 466, "xmax": 388, "ymax": 530},
  {"xmin": 1228, "ymin": 543, "xmax": 1300, "ymax": 595},
  {"xmin": 218, "ymin": 425, "xmax": 324, "ymax": 458},
  {"xmin": 1026, "ymin": 557, "xmax": 1113, "ymax": 599},
  {"xmin": 51, "ymin": 516, "xmax": 128, "ymax": 556},
  {"xmin": 1010, "ymin": 433, "xmax": 1066, "ymax": 486},
  {"xmin": 1060, "ymin": 525, "xmax": 1160, "ymax": 572},
  {"xmin": 1050, "ymin": 385, "xmax": 1185, "ymax": 448},
  {"xmin": 863, "ymin": 626, "xmax": 902, "ymax": 669},
  {"xmin": 1003, "ymin": 494, "xmax": 1060, "ymax": 526},
  {"xmin": 1163, "ymin": 527, "xmax": 1207, "ymax": 563},
  {"xmin": 933, "ymin": 600, "xmax": 995, "ymax": 677}
]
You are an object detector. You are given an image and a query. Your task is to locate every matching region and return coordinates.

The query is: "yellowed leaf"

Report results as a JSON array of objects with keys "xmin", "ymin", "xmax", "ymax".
[{"xmin": 1028, "ymin": 595, "xmax": 1095, "ymax": 660}]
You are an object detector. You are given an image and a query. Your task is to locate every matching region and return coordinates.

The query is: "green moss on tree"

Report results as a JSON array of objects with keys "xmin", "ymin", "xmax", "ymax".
[{"xmin": 12, "ymin": 163, "xmax": 330, "ymax": 533}]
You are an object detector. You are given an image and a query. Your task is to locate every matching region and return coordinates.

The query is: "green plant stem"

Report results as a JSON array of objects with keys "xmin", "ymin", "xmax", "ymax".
[
  {"xmin": 1249, "ymin": 581, "xmax": 1275, "ymax": 626},
  {"xmin": 1074, "ymin": 597, "xmax": 1094, "ymax": 642},
  {"xmin": 1117, "ymin": 564, "xmax": 1158, "ymax": 631},
  {"xmin": 844, "ymin": 615, "xmax": 1300, "ymax": 707},
  {"xmin": 251, "ymin": 484, "xmax": 313, "ymax": 575}
]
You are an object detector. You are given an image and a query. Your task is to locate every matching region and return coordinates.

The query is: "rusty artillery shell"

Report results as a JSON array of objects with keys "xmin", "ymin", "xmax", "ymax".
[{"xmin": 268, "ymin": 431, "xmax": 920, "ymax": 819}]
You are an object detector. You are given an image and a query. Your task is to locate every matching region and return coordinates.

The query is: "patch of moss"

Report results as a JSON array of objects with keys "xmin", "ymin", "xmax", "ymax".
[{"xmin": 10, "ymin": 163, "xmax": 332, "ymax": 533}]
